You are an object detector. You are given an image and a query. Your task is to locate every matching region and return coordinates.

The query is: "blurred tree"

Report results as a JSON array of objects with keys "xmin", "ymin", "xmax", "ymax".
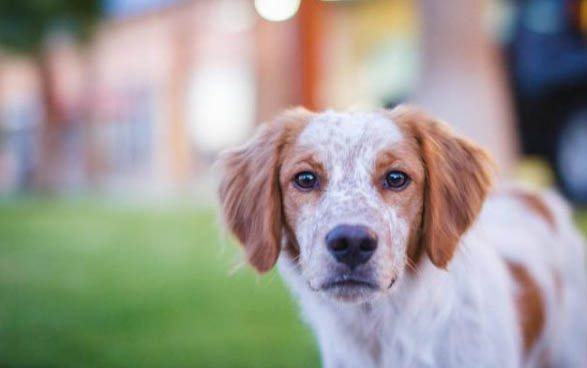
[
  {"xmin": 0, "ymin": 0, "xmax": 102, "ymax": 191},
  {"xmin": 0, "ymin": 1, "xmax": 100, "ymax": 53}
]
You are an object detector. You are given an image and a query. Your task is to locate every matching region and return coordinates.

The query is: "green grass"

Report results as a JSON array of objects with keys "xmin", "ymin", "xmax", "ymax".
[
  {"xmin": 0, "ymin": 199, "xmax": 319, "ymax": 368},
  {"xmin": 1, "ymin": 199, "xmax": 586, "ymax": 368}
]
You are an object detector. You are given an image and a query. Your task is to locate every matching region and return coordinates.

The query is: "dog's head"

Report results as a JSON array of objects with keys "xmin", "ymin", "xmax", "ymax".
[{"xmin": 218, "ymin": 106, "xmax": 493, "ymax": 302}]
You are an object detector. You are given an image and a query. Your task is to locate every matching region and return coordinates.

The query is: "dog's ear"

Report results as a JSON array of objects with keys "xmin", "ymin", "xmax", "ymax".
[
  {"xmin": 218, "ymin": 108, "xmax": 311, "ymax": 273},
  {"xmin": 392, "ymin": 106, "xmax": 494, "ymax": 268}
]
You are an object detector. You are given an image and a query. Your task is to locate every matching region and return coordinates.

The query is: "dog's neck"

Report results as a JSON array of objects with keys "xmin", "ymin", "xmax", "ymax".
[{"xmin": 277, "ymin": 256, "xmax": 459, "ymax": 367}]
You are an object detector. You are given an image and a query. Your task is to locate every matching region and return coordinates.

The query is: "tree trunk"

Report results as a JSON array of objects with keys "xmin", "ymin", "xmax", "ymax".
[
  {"xmin": 167, "ymin": 12, "xmax": 193, "ymax": 189},
  {"xmin": 36, "ymin": 51, "xmax": 63, "ymax": 193}
]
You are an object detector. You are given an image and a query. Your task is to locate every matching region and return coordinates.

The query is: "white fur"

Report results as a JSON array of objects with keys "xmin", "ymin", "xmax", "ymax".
[
  {"xmin": 294, "ymin": 112, "xmax": 407, "ymax": 296},
  {"xmin": 273, "ymin": 113, "xmax": 587, "ymax": 367}
]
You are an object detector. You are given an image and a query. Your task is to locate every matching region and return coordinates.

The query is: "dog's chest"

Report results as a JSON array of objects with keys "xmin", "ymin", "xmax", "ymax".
[
  {"xmin": 307, "ymin": 301, "xmax": 442, "ymax": 368},
  {"xmin": 278, "ymin": 255, "xmax": 519, "ymax": 368}
]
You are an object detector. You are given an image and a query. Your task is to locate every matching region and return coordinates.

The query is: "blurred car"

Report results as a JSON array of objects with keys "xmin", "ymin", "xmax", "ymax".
[{"xmin": 505, "ymin": 0, "xmax": 587, "ymax": 203}]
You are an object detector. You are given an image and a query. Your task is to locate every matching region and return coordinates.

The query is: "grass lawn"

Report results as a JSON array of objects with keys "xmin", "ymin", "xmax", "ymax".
[
  {"xmin": 0, "ymin": 199, "xmax": 319, "ymax": 368},
  {"xmin": 1, "ymin": 200, "xmax": 586, "ymax": 368}
]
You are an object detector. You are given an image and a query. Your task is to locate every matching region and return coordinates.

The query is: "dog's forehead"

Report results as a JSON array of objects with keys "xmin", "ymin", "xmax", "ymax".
[{"xmin": 297, "ymin": 111, "xmax": 403, "ymax": 158}]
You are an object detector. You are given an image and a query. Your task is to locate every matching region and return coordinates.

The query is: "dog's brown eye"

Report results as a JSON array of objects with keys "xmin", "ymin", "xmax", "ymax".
[
  {"xmin": 385, "ymin": 171, "xmax": 410, "ymax": 190},
  {"xmin": 294, "ymin": 172, "xmax": 318, "ymax": 190}
]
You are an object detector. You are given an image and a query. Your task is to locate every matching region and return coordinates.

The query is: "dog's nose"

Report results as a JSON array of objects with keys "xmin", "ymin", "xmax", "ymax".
[{"xmin": 325, "ymin": 225, "xmax": 378, "ymax": 270}]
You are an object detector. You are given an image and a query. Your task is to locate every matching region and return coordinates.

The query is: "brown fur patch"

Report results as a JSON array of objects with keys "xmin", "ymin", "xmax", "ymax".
[
  {"xmin": 388, "ymin": 106, "xmax": 495, "ymax": 268},
  {"xmin": 511, "ymin": 190, "xmax": 556, "ymax": 230},
  {"xmin": 373, "ymin": 146, "xmax": 425, "ymax": 270},
  {"xmin": 218, "ymin": 107, "xmax": 313, "ymax": 273},
  {"xmin": 279, "ymin": 150, "xmax": 327, "ymax": 231},
  {"xmin": 507, "ymin": 262, "xmax": 546, "ymax": 356}
]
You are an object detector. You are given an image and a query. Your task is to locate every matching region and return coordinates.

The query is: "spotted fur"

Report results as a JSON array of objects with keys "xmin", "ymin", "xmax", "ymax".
[{"xmin": 218, "ymin": 105, "xmax": 587, "ymax": 368}]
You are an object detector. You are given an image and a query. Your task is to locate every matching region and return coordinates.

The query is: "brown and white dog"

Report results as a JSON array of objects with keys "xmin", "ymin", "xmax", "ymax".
[{"xmin": 218, "ymin": 106, "xmax": 587, "ymax": 368}]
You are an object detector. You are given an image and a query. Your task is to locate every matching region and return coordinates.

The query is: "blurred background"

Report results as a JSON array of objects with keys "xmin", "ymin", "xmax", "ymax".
[{"xmin": 0, "ymin": 0, "xmax": 586, "ymax": 367}]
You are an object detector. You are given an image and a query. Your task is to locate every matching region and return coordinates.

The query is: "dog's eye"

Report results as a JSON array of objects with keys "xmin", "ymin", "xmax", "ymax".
[
  {"xmin": 294, "ymin": 171, "xmax": 318, "ymax": 191},
  {"xmin": 385, "ymin": 171, "xmax": 410, "ymax": 190}
]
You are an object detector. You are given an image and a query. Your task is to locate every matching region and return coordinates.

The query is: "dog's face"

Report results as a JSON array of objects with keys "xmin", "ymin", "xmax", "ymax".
[
  {"xmin": 219, "ymin": 106, "xmax": 493, "ymax": 303},
  {"xmin": 279, "ymin": 112, "xmax": 424, "ymax": 301}
]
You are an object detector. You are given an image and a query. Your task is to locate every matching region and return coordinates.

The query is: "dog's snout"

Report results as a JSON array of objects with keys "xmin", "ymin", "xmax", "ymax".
[{"xmin": 325, "ymin": 225, "xmax": 378, "ymax": 270}]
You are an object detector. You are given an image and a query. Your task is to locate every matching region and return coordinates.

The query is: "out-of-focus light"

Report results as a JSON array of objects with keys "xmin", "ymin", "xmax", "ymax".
[
  {"xmin": 215, "ymin": 0, "xmax": 256, "ymax": 33},
  {"xmin": 254, "ymin": 0, "xmax": 300, "ymax": 22},
  {"xmin": 187, "ymin": 64, "xmax": 255, "ymax": 151}
]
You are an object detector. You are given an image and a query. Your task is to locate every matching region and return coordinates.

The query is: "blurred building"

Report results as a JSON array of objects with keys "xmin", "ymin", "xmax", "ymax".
[
  {"xmin": 0, "ymin": 0, "xmax": 524, "ymax": 196},
  {"xmin": 0, "ymin": 55, "xmax": 42, "ymax": 192}
]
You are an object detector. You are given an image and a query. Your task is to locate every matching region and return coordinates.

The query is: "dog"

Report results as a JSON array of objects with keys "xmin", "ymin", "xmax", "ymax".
[{"xmin": 217, "ymin": 105, "xmax": 587, "ymax": 367}]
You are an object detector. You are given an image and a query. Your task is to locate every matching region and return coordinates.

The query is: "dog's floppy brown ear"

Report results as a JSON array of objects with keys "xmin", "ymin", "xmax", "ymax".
[
  {"xmin": 392, "ymin": 106, "xmax": 494, "ymax": 268},
  {"xmin": 218, "ymin": 108, "xmax": 311, "ymax": 273}
]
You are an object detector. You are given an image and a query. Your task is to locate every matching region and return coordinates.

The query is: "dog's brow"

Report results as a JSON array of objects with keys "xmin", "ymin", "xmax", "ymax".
[
  {"xmin": 375, "ymin": 151, "xmax": 399, "ymax": 171},
  {"xmin": 294, "ymin": 157, "xmax": 324, "ymax": 172}
]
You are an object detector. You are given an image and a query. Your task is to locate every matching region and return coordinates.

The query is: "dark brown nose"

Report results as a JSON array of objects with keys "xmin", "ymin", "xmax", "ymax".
[{"xmin": 325, "ymin": 225, "xmax": 378, "ymax": 270}]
